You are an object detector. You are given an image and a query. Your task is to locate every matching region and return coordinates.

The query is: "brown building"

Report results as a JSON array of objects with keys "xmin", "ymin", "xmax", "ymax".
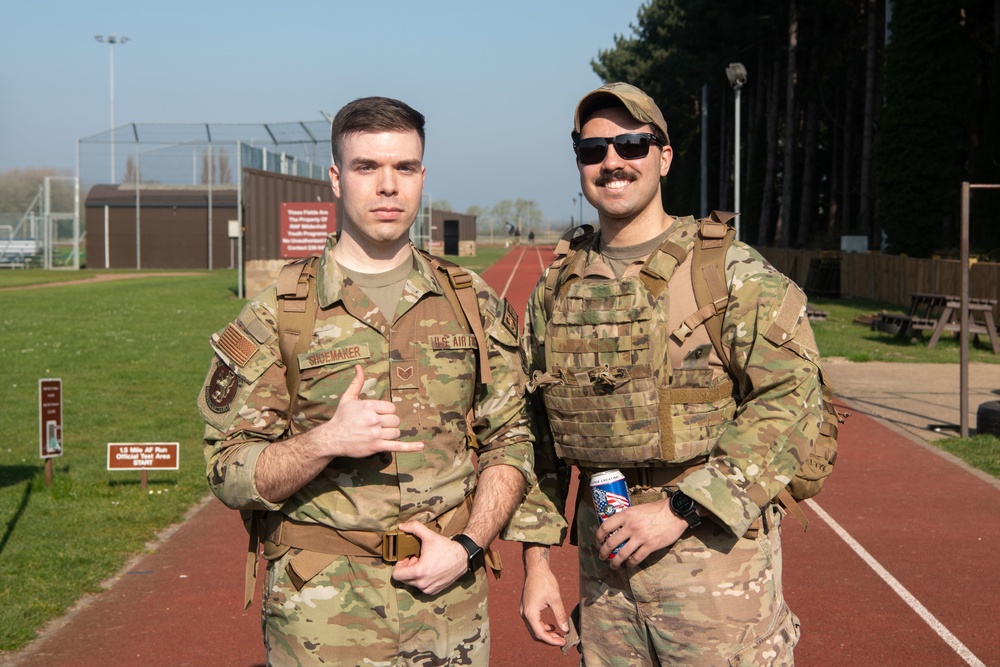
[
  {"xmin": 84, "ymin": 170, "xmax": 339, "ymax": 271},
  {"xmin": 84, "ymin": 173, "xmax": 478, "ymax": 292},
  {"xmin": 428, "ymin": 209, "xmax": 477, "ymax": 257},
  {"xmin": 85, "ymin": 184, "xmax": 238, "ymax": 270}
]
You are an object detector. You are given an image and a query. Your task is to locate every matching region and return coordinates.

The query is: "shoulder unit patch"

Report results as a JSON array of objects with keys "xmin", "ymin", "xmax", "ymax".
[{"xmin": 206, "ymin": 364, "xmax": 241, "ymax": 413}]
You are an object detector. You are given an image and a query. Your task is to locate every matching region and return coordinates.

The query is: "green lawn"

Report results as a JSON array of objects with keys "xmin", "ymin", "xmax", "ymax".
[
  {"xmin": 439, "ymin": 245, "xmax": 511, "ymax": 274},
  {"xmin": 0, "ymin": 267, "xmax": 997, "ymax": 654},
  {"xmin": 0, "ymin": 271, "xmax": 241, "ymax": 650},
  {"xmin": 810, "ymin": 297, "xmax": 1000, "ymax": 364}
]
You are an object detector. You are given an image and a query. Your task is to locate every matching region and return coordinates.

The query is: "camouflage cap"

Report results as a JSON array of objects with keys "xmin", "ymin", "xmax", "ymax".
[{"xmin": 573, "ymin": 82, "xmax": 670, "ymax": 145}]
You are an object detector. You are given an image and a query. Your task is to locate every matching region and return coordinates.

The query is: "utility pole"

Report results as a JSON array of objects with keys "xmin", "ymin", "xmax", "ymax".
[
  {"xmin": 726, "ymin": 63, "xmax": 747, "ymax": 240},
  {"xmin": 95, "ymin": 34, "xmax": 130, "ymax": 184}
]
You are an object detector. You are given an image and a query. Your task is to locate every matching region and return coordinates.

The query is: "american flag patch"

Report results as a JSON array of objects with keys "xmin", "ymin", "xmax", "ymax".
[{"xmin": 217, "ymin": 324, "xmax": 257, "ymax": 367}]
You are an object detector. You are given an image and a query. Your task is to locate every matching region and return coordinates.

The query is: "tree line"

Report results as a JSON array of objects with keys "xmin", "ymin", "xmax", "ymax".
[
  {"xmin": 0, "ymin": 168, "xmax": 74, "ymax": 216},
  {"xmin": 593, "ymin": 0, "xmax": 1000, "ymax": 258}
]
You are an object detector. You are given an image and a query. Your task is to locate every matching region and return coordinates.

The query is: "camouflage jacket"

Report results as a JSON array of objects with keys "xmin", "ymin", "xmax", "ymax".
[
  {"xmin": 513, "ymin": 216, "xmax": 825, "ymax": 538},
  {"xmin": 198, "ymin": 237, "xmax": 536, "ymax": 535}
]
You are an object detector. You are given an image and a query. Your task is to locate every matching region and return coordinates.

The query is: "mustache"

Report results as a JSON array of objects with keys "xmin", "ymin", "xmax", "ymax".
[{"xmin": 594, "ymin": 169, "xmax": 639, "ymax": 187}]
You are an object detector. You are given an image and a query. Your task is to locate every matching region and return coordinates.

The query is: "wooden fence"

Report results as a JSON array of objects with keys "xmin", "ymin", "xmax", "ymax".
[{"xmin": 757, "ymin": 247, "xmax": 1000, "ymax": 321}]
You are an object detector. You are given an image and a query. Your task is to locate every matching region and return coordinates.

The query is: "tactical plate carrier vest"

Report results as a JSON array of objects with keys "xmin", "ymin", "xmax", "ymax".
[{"xmin": 535, "ymin": 215, "xmax": 737, "ymax": 469}]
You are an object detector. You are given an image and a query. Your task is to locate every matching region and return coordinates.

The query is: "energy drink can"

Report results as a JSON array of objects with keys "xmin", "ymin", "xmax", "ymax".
[
  {"xmin": 590, "ymin": 469, "xmax": 631, "ymax": 520},
  {"xmin": 590, "ymin": 469, "xmax": 631, "ymax": 557}
]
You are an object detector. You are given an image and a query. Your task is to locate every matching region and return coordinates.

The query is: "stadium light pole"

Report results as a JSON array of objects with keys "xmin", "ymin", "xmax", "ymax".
[
  {"xmin": 726, "ymin": 62, "xmax": 747, "ymax": 241},
  {"xmin": 95, "ymin": 34, "xmax": 130, "ymax": 184}
]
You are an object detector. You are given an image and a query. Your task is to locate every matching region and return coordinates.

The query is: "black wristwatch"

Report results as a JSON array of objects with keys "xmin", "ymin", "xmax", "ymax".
[
  {"xmin": 452, "ymin": 534, "xmax": 485, "ymax": 575},
  {"xmin": 669, "ymin": 491, "xmax": 702, "ymax": 529}
]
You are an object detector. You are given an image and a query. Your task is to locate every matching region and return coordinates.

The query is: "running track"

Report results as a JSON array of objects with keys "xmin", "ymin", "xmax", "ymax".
[{"xmin": 11, "ymin": 245, "xmax": 1000, "ymax": 666}]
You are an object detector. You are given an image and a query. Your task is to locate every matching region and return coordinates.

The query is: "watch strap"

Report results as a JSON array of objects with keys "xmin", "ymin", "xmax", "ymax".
[
  {"xmin": 452, "ymin": 533, "xmax": 485, "ymax": 574},
  {"xmin": 670, "ymin": 491, "xmax": 702, "ymax": 528}
]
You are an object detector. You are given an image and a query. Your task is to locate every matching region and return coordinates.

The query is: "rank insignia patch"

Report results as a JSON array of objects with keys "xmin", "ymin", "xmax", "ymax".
[
  {"xmin": 206, "ymin": 364, "xmax": 240, "ymax": 413},
  {"xmin": 501, "ymin": 299, "xmax": 519, "ymax": 337}
]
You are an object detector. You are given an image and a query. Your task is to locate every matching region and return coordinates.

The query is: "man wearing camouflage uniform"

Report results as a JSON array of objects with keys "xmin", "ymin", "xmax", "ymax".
[
  {"xmin": 515, "ymin": 83, "xmax": 825, "ymax": 665},
  {"xmin": 198, "ymin": 96, "xmax": 534, "ymax": 666}
]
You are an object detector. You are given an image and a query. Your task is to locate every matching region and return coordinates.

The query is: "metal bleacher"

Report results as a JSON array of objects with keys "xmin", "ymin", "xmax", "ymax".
[{"xmin": 0, "ymin": 239, "xmax": 39, "ymax": 268}]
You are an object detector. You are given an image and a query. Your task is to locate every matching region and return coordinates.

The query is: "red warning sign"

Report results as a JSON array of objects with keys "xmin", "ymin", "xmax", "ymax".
[{"xmin": 39, "ymin": 378, "xmax": 63, "ymax": 459}]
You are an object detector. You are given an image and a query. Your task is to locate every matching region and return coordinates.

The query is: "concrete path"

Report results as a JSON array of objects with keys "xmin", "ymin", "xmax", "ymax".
[{"xmin": 822, "ymin": 359, "xmax": 999, "ymax": 442}]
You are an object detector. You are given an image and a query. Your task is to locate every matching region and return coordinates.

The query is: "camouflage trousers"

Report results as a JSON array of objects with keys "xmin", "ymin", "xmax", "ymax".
[
  {"xmin": 576, "ymin": 502, "xmax": 799, "ymax": 666},
  {"xmin": 262, "ymin": 549, "xmax": 489, "ymax": 666}
]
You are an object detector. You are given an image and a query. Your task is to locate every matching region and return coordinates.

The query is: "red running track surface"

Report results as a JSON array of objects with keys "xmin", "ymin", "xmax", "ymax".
[{"xmin": 12, "ymin": 244, "xmax": 1000, "ymax": 667}]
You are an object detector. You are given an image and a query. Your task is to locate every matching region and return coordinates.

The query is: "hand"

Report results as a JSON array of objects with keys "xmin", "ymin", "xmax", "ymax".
[
  {"xmin": 390, "ymin": 521, "xmax": 468, "ymax": 595},
  {"xmin": 520, "ymin": 548, "xmax": 569, "ymax": 646},
  {"xmin": 595, "ymin": 500, "xmax": 688, "ymax": 569},
  {"xmin": 313, "ymin": 365, "xmax": 424, "ymax": 458}
]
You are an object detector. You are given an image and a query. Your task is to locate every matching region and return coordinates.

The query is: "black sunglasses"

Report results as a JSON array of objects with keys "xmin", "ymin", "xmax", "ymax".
[{"xmin": 573, "ymin": 133, "xmax": 664, "ymax": 165}]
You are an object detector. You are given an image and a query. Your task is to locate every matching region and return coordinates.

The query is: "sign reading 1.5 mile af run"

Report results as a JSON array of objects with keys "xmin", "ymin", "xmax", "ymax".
[
  {"xmin": 39, "ymin": 378, "xmax": 63, "ymax": 459},
  {"xmin": 107, "ymin": 443, "xmax": 179, "ymax": 470}
]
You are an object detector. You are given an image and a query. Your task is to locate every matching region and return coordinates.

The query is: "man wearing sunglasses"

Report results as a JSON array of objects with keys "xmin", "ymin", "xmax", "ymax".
[{"xmin": 514, "ymin": 82, "xmax": 826, "ymax": 665}]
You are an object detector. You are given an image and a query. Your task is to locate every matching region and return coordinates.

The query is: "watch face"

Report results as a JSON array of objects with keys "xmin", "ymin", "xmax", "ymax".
[{"xmin": 671, "ymin": 492, "xmax": 695, "ymax": 515}]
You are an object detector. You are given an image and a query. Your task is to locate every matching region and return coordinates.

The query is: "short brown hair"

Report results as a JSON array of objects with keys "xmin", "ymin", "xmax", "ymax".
[{"xmin": 329, "ymin": 97, "xmax": 426, "ymax": 166}]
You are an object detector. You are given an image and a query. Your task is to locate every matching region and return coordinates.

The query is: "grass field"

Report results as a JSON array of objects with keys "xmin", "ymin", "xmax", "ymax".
[
  {"xmin": 0, "ymin": 264, "xmax": 997, "ymax": 653},
  {"xmin": 810, "ymin": 297, "xmax": 1000, "ymax": 364},
  {"xmin": 0, "ymin": 270, "xmax": 242, "ymax": 650}
]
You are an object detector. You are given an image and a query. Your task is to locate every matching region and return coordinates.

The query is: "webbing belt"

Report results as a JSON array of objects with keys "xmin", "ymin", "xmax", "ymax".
[
  {"xmin": 243, "ymin": 495, "xmax": 474, "ymax": 605},
  {"xmin": 263, "ymin": 493, "xmax": 472, "ymax": 561}
]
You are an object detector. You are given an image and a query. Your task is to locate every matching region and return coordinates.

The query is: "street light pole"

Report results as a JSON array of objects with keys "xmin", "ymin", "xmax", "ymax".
[
  {"xmin": 726, "ymin": 62, "xmax": 747, "ymax": 241},
  {"xmin": 95, "ymin": 34, "xmax": 130, "ymax": 184}
]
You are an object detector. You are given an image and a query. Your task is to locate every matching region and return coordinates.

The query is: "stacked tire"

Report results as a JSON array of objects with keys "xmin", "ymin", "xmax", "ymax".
[{"xmin": 976, "ymin": 401, "xmax": 1000, "ymax": 436}]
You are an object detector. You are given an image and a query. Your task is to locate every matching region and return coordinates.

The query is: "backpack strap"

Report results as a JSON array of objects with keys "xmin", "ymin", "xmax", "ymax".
[
  {"xmin": 419, "ymin": 250, "xmax": 493, "ymax": 386},
  {"xmin": 674, "ymin": 211, "xmax": 737, "ymax": 371},
  {"xmin": 242, "ymin": 255, "xmax": 319, "ymax": 608},
  {"xmin": 776, "ymin": 488, "xmax": 810, "ymax": 530},
  {"xmin": 685, "ymin": 212, "xmax": 822, "ymax": 532},
  {"xmin": 276, "ymin": 255, "xmax": 320, "ymax": 416}
]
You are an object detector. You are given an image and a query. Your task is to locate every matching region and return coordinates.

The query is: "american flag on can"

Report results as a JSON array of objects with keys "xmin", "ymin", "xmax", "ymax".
[
  {"xmin": 593, "ymin": 487, "xmax": 631, "ymax": 519},
  {"xmin": 590, "ymin": 469, "xmax": 631, "ymax": 521}
]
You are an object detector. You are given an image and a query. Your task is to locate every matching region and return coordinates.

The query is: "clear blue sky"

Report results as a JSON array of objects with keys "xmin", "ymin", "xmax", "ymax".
[{"xmin": 0, "ymin": 1, "xmax": 648, "ymax": 225}]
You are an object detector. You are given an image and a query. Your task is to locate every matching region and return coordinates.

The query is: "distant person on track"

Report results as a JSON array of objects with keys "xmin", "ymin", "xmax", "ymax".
[
  {"xmin": 197, "ymin": 95, "xmax": 550, "ymax": 666},
  {"xmin": 512, "ymin": 82, "xmax": 831, "ymax": 665}
]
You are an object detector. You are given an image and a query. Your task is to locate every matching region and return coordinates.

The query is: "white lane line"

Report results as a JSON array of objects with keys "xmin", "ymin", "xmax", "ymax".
[
  {"xmin": 499, "ymin": 247, "xmax": 526, "ymax": 300},
  {"xmin": 805, "ymin": 499, "xmax": 986, "ymax": 667},
  {"xmin": 536, "ymin": 247, "xmax": 547, "ymax": 272}
]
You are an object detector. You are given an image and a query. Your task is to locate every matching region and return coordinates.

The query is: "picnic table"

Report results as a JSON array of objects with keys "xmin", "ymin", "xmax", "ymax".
[{"xmin": 873, "ymin": 292, "xmax": 999, "ymax": 354}]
